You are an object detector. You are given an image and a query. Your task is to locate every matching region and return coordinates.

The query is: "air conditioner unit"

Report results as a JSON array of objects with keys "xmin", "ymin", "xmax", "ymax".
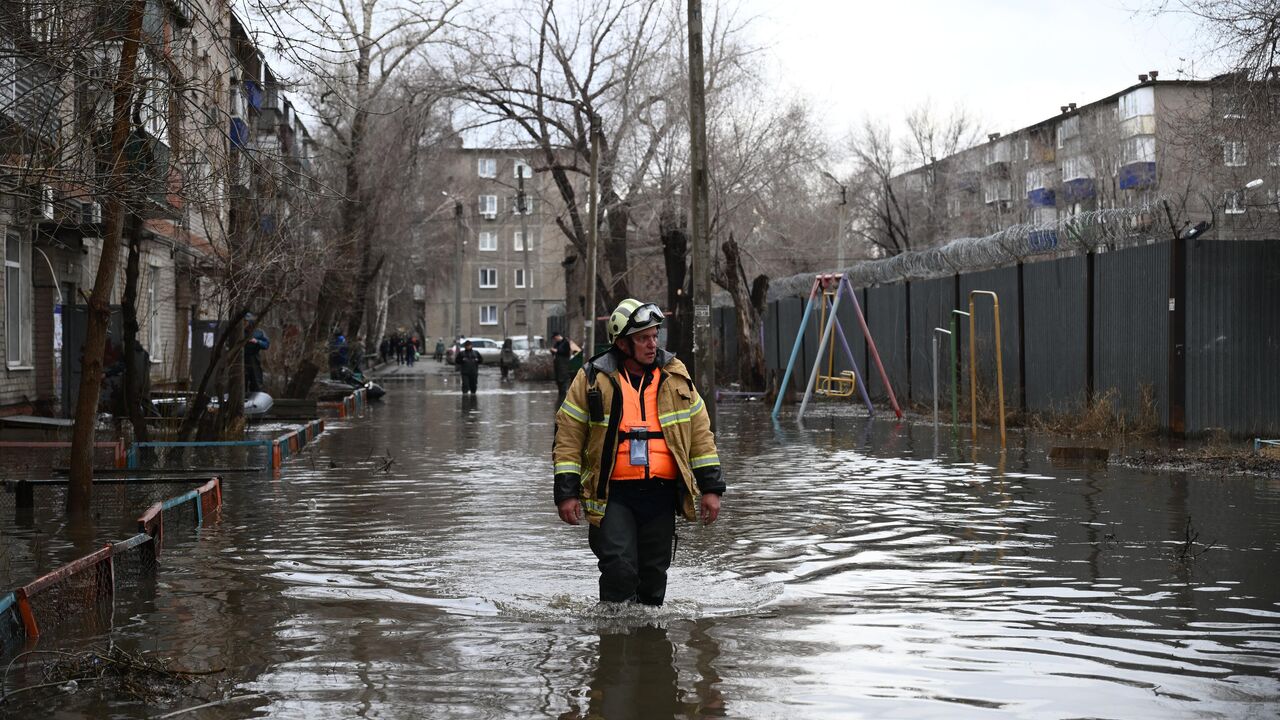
[{"xmin": 480, "ymin": 212, "xmax": 496, "ymax": 220}]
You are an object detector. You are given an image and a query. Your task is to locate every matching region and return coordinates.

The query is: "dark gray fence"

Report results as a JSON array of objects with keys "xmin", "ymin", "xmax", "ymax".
[{"xmin": 750, "ymin": 239, "xmax": 1280, "ymax": 437}]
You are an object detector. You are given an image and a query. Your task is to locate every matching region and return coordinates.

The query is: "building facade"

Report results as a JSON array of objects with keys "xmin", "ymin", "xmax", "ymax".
[
  {"xmin": 0, "ymin": 1, "xmax": 314, "ymax": 416},
  {"xmin": 423, "ymin": 148, "xmax": 567, "ymax": 344},
  {"xmin": 888, "ymin": 72, "xmax": 1280, "ymax": 251}
]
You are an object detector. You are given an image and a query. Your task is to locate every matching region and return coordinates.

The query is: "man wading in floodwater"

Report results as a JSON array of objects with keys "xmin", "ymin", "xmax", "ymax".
[{"xmin": 553, "ymin": 299, "xmax": 725, "ymax": 606}]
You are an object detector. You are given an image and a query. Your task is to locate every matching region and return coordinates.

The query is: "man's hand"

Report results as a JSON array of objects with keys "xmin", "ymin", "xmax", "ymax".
[
  {"xmin": 699, "ymin": 492, "xmax": 721, "ymax": 525},
  {"xmin": 557, "ymin": 498, "xmax": 583, "ymax": 525}
]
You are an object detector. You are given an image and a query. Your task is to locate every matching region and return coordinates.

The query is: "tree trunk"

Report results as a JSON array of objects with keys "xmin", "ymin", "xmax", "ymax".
[
  {"xmin": 660, "ymin": 207, "xmax": 692, "ymax": 360},
  {"xmin": 219, "ymin": 318, "xmax": 246, "ymax": 437},
  {"xmin": 721, "ymin": 234, "xmax": 767, "ymax": 390},
  {"xmin": 67, "ymin": 0, "xmax": 145, "ymax": 514},
  {"xmin": 371, "ymin": 269, "xmax": 390, "ymax": 352},
  {"xmin": 604, "ymin": 197, "xmax": 631, "ymax": 306},
  {"xmin": 564, "ymin": 244, "xmax": 587, "ymax": 354},
  {"xmin": 120, "ymin": 213, "xmax": 149, "ymax": 450}
]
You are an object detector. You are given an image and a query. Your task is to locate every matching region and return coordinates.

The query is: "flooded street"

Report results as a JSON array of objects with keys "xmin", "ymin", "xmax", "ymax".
[{"xmin": 38, "ymin": 362, "xmax": 1280, "ymax": 719}]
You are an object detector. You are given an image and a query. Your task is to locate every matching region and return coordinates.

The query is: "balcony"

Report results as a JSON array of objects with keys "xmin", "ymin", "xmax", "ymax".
[{"xmin": 0, "ymin": 46, "xmax": 61, "ymax": 144}]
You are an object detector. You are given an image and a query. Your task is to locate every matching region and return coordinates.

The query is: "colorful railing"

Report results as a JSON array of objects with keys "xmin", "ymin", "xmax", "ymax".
[
  {"xmin": 0, "ymin": 477, "xmax": 221, "ymax": 648},
  {"xmin": 126, "ymin": 419, "xmax": 325, "ymax": 474}
]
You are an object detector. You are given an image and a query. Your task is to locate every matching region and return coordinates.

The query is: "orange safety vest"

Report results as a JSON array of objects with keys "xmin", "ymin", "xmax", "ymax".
[{"xmin": 612, "ymin": 367, "xmax": 677, "ymax": 480}]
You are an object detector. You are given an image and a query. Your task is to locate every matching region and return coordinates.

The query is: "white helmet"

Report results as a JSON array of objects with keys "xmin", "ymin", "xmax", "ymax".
[{"xmin": 607, "ymin": 299, "xmax": 664, "ymax": 343}]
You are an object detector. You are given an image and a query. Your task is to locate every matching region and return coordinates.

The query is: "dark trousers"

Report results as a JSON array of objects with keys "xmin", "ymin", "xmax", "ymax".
[
  {"xmin": 461, "ymin": 371, "xmax": 478, "ymax": 394},
  {"xmin": 588, "ymin": 480, "xmax": 678, "ymax": 605}
]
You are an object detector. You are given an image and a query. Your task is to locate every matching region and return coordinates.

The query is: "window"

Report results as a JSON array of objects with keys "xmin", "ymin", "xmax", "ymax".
[
  {"xmin": 982, "ymin": 179, "xmax": 1011, "ymax": 204},
  {"xmin": 1223, "ymin": 141, "xmax": 1248, "ymax": 167},
  {"xmin": 478, "ymin": 195, "xmax": 497, "ymax": 218},
  {"xmin": 478, "ymin": 267, "xmax": 497, "ymax": 288},
  {"xmin": 1224, "ymin": 189, "xmax": 1245, "ymax": 214},
  {"xmin": 139, "ymin": 54, "xmax": 168, "ymax": 139},
  {"xmin": 479, "ymin": 305, "xmax": 498, "ymax": 325},
  {"xmin": 82, "ymin": 200, "xmax": 102, "ymax": 224},
  {"xmin": 1023, "ymin": 138, "xmax": 1030, "ymax": 160},
  {"xmin": 1032, "ymin": 206, "xmax": 1058, "ymax": 225},
  {"xmin": 146, "ymin": 266, "xmax": 161, "ymax": 360},
  {"xmin": 513, "ymin": 160, "xmax": 533, "ymax": 179},
  {"xmin": 1056, "ymin": 116, "xmax": 1079, "ymax": 149},
  {"xmin": 1060, "ymin": 156, "xmax": 1092, "ymax": 181},
  {"xmin": 28, "ymin": 1, "xmax": 56, "ymax": 44},
  {"xmin": 5, "ymin": 234, "xmax": 23, "ymax": 365},
  {"xmin": 40, "ymin": 186, "xmax": 55, "ymax": 220},
  {"xmin": 984, "ymin": 141, "xmax": 1010, "ymax": 165},
  {"xmin": 477, "ymin": 157, "xmax": 496, "ymax": 178},
  {"xmin": 514, "ymin": 268, "xmax": 532, "ymax": 288},
  {"xmin": 514, "ymin": 231, "xmax": 536, "ymax": 251},
  {"xmin": 478, "ymin": 231, "xmax": 497, "ymax": 251},
  {"xmin": 508, "ymin": 194, "xmax": 537, "ymax": 215},
  {"xmin": 0, "ymin": 42, "xmax": 15, "ymax": 107},
  {"xmin": 1025, "ymin": 167, "xmax": 1053, "ymax": 190},
  {"xmin": 1120, "ymin": 135, "xmax": 1156, "ymax": 165},
  {"xmin": 1118, "ymin": 86, "xmax": 1154, "ymax": 120}
]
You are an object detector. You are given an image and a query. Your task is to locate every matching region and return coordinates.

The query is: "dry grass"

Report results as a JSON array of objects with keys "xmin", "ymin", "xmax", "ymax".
[{"xmin": 1029, "ymin": 386, "xmax": 1160, "ymax": 438}]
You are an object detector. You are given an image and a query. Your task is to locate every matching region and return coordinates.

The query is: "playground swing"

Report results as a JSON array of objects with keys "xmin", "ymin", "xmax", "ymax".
[
  {"xmin": 771, "ymin": 273, "xmax": 904, "ymax": 423},
  {"xmin": 813, "ymin": 281, "xmax": 857, "ymax": 398}
]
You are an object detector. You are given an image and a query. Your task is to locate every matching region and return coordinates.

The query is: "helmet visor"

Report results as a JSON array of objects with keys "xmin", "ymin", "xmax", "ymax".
[{"xmin": 621, "ymin": 303, "xmax": 665, "ymax": 337}]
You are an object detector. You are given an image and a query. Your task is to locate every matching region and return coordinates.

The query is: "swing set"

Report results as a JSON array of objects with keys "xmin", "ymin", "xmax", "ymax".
[{"xmin": 771, "ymin": 274, "xmax": 903, "ymax": 422}]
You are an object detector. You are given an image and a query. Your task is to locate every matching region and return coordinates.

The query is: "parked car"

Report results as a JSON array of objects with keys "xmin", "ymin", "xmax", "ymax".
[
  {"xmin": 445, "ymin": 337, "xmax": 502, "ymax": 364},
  {"xmin": 504, "ymin": 335, "xmax": 545, "ymax": 355}
]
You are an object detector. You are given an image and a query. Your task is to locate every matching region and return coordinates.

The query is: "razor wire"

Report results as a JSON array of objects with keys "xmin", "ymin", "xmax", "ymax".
[{"xmin": 770, "ymin": 198, "xmax": 1170, "ymax": 299}]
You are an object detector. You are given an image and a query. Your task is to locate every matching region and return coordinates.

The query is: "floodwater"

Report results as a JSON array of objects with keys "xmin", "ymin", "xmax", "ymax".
[{"xmin": 25, "ymin": 361, "xmax": 1280, "ymax": 718}]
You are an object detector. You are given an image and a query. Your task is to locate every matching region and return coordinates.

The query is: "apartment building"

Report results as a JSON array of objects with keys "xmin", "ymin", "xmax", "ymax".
[
  {"xmin": 422, "ymin": 148, "xmax": 567, "ymax": 343},
  {"xmin": 889, "ymin": 72, "xmax": 1280, "ymax": 251},
  {"xmin": 0, "ymin": 1, "xmax": 314, "ymax": 416}
]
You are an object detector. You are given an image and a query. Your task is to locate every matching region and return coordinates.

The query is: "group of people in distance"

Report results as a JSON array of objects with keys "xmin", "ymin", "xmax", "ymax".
[{"xmin": 379, "ymin": 333, "xmax": 421, "ymax": 366}]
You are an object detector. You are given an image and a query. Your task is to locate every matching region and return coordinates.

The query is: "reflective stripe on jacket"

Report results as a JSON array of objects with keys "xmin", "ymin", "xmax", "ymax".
[{"xmin": 553, "ymin": 347, "xmax": 725, "ymax": 525}]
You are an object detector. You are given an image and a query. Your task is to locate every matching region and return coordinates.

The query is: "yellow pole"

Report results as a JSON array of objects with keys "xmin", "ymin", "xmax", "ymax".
[
  {"xmin": 969, "ymin": 295, "xmax": 977, "ymax": 442},
  {"xmin": 968, "ymin": 291, "xmax": 1007, "ymax": 447}
]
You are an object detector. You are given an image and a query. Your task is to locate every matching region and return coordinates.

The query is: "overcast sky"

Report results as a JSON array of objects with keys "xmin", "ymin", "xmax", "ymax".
[{"xmin": 740, "ymin": 0, "xmax": 1213, "ymax": 143}]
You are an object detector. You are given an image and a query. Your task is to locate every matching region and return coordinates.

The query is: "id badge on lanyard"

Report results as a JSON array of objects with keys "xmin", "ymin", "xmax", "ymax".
[{"xmin": 628, "ymin": 427, "xmax": 649, "ymax": 466}]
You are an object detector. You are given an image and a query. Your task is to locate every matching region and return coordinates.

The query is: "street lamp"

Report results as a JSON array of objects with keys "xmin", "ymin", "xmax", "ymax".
[
  {"xmin": 819, "ymin": 169, "xmax": 848, "ymax": 269},
  {"xmin": 1182, "ymin": 178, "xmax": 1265, "ymax": 240}
]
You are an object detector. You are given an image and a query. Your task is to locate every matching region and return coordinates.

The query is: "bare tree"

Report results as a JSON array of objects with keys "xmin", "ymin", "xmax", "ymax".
[
  {"xmin": 455, "ymin": 0, "xmax": 699, "ymax": 341},
  {"xmin": 253, "ymin": 0, "xmax": 464, "ymax": 397},
  {"xmin": 845, "ymin": 103, "xmax": 984, "ymax": 255}
]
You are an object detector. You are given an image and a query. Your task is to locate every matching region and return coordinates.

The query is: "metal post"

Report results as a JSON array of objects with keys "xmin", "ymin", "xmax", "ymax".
[
  {"xmin": 799, "ymin": 282, "xmax": 843, "ymax": 421},
  {"xmin": 932, "ymin": 334, "xmax": 939, "ymax": 432},
  {"xmin": 771, "ymin": 279, "xmax": 820, "ymax": 420},
  {"xmin": 518, "ymin": 166, "xmax": 534, "ymax": 357},
  {"xmin": 453, "ymin": 201, "xmax": 464, "ymax": 341},
  {"xmin": 932, "ymin": 328, "xmax": 952, "ymax": 432},
  {"xmin": 586, "ymin": 120, "xmax": 600, "ymax": 355},
  {"xmin": 688, "ymin": 0, "xmax": 716, "ymax": 421},
  {"xmin": 950, "ymin": 310, "xmax": 968, "ymax": 429},
  {"xmin": 839, "ymin": 280, "xmax": 903, "ymax": 418},
  {"xmin": 968, "ymin": 291, "xmax": 1006, "ymax": 447}
]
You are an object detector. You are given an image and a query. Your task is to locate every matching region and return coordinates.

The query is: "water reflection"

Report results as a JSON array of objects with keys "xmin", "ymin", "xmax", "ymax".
[{"xmin": 560, "ymin": 622, "xmax": 726, "ymax": 720}]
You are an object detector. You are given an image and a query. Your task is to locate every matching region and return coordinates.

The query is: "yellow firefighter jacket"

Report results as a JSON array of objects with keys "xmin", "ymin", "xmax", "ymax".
[{"xmin": 553, "ymin": 348, "xmax": 724, "ymax": 525}]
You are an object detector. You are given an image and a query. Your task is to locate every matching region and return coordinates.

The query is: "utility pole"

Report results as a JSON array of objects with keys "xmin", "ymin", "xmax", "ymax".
[
  {"xmin": 821, "ymin": 169, "xmax": 848, "ymax": 268},
  {"xmin": 518, "ymin": 166, "xmax": 534, "ymax": 355},
  {"xmin": 586, "ymin": 117, "xmax": 601, "ymax": 355},
  {"xmin": 687, "ymin": 0, "xmax": 716, "ymax": 422},
  {"xmin": 453, "ymin": 200, "xmax": 464, "ymax": 341}
]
